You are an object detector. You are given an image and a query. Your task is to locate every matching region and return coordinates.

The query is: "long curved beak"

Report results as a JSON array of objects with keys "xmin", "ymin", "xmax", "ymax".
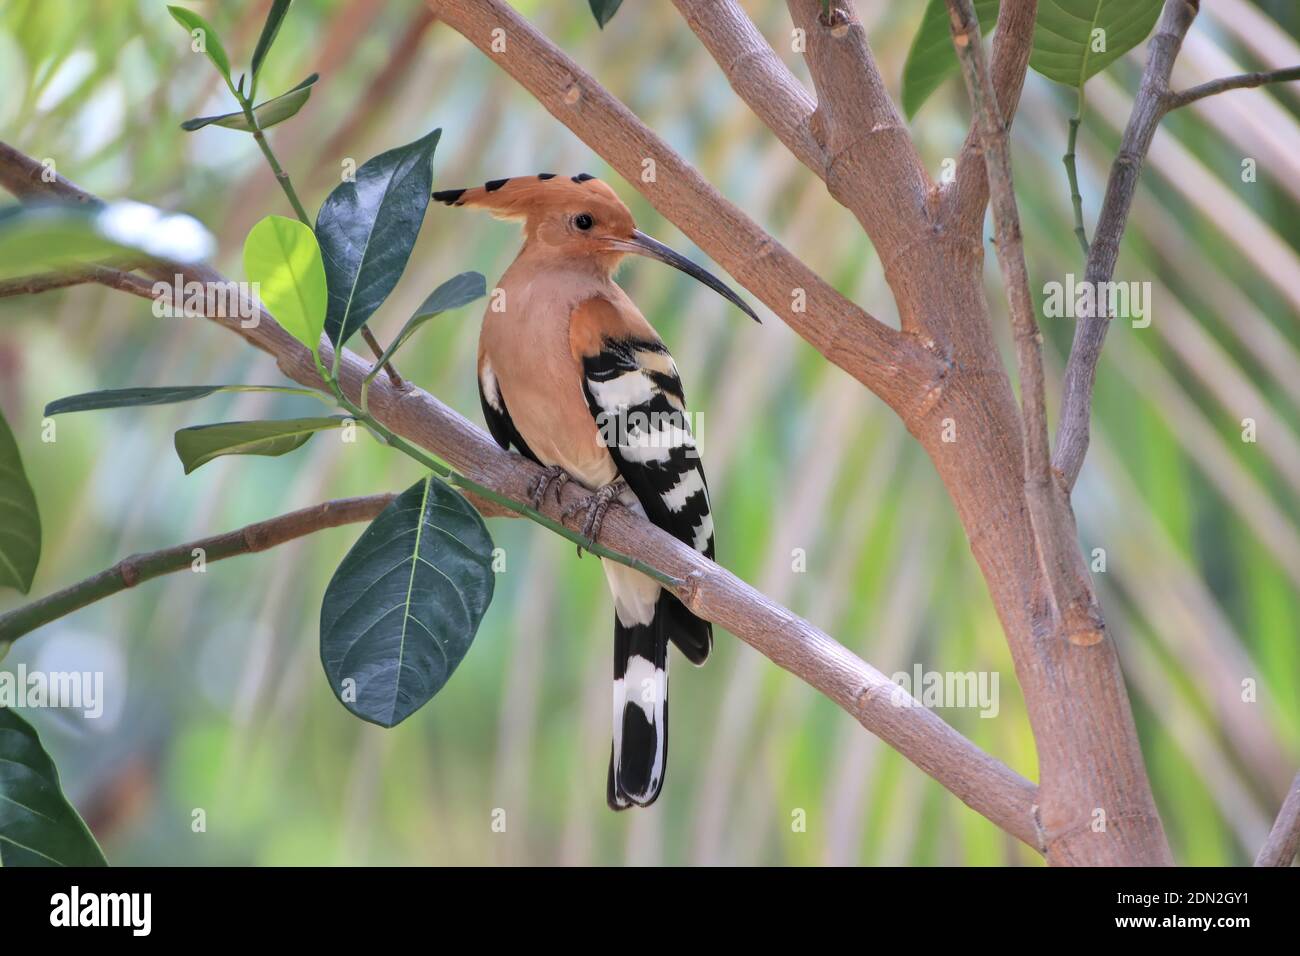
[{"xmin": 607, "ymin": 230, "xmax": 760, "ymax": 323}]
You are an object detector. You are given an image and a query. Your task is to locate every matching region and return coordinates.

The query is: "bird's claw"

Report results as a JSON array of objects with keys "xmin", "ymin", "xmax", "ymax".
[
  {"xmin": 528, "ymin": 465, "xmax": 571, "ymax": 511},
  {"xmin": 562, "ymin": 479, "xmax": 628, "ymax": 557}
]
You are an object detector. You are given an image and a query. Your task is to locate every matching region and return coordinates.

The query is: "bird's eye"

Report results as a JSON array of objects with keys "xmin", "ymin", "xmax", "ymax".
[{"xmin": 574, "ymin": 213, "xmax": 594, "ymax": 231}]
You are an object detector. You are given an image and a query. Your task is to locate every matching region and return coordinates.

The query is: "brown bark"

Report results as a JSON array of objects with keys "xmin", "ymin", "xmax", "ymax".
[{"xmin": 1256, "ymin": 771, "xmax": 1300, "ymax": 867}]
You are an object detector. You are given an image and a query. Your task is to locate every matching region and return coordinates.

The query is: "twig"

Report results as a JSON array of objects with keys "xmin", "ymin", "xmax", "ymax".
[
  {"xmin": 1063, "ymin": 87, "xmax": 1090, "ymax": 256},
  {"xmin": 946, "ymin": 0, "xmax": 1103, "ymax": 645},
  {"xmin": 359, "ymin": 326, "xmax": 403, "ymax": 388},
  {"xmin": 0, "ymin": 495, "xmax": 395, "ymax": 648},
  {"xmin": 0, "ymin": 263, "xmax": 158, "ymax": 300},
  {"xmin": 0, "ymin": 268, "xmax": 106, "ymax": 298},
  {"xmin": 949, "ymin": 0, "xmax": 1039, "ymax": 229},
  {"xmin": 1166, "ymin": 65, "xmax": 1300, "ymax": 111},
  {"xmin": 0, "ymin": 136, "xmax": 1041, "ymax": 851},
  {"xmin": 1255, "ymin": 770, "xmax": 1300, "ymax": 866},
  {"xmin": 672, "ymin": 0, "xmax": 823, "ymax": 172},
  {"xmin": 247, "ymin": 126, "xmax": 313, "ymax": 224},
  {"xmin": 1054, "ymin": 0, "xmax": 1198, "ymax": 490}
]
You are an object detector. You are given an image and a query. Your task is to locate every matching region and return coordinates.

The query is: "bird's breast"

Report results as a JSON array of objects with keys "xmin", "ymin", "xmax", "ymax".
[{"xmin": 480, "ymin": 270, "xmax": 618, "ymax": 489}]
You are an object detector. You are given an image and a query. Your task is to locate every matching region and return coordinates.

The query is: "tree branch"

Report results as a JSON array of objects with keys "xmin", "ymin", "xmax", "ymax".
[
  {"xmin": 0, "ymin": 495, "xmax": 396, "ymax": 648},
  {"xmin": 948, "ymin": 0, "xmax": 1039, "ymax": 230},
  {"xmin": 1053, "ymin": 0, "xmax": 1198, "ymax": 490},
  {"xmin": 0, "ymin": 137, "xmax": 1041, "ymax": 851},
  {"xmin": 1255, "ymin": 770, "xmax": 1300, "ymax": 867},
  {"xmin": 784, "ymin": 0, "xmax": 930, "ymax": 262},
  {"xmin": 0, "ymin": 268, "xmax": 109, "ymax": 298},
  {"xmin": 671, "ymin": 0, "xmax": 824, "ymax": 173},
  {"xmin": 1166, "ymin": 65, "xmax": 1300, "ymax": 111},
  {"xmin": 426, "ymin": 0, "xmax": 935, "ymax": 414},
  {"xmin": 0, "ymin": 262, "xmax": 162, "ymax": 300},
  {"xmin": 946, "ymin": 0, "xmax": 1103, "ymax": 646}
]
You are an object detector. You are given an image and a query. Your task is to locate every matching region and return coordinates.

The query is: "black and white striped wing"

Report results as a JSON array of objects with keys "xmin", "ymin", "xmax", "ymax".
[{"xmin": 580, "ymin": 336, "xmax": 715, "ymax": 562}]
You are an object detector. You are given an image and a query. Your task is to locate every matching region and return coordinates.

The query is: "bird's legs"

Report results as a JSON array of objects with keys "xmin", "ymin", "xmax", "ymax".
[
  {"xmin": 527, "ymin": 465, "xmax": 571, "ymax": 510},
  {"xmin": 562, "ymin": 479, "xmax": 629, "ymax": 556}
]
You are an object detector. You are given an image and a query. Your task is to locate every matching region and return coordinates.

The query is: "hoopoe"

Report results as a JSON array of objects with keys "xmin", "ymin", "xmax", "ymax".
[{"xmin": 433, "ymin": 173, "xmax": 757, "ymax": 809}]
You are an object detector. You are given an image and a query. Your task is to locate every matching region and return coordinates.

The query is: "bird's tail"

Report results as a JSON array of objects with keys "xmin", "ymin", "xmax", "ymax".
[{"xmin": 607, "ymin": 591, "xmax": 674, "ymax": 810}]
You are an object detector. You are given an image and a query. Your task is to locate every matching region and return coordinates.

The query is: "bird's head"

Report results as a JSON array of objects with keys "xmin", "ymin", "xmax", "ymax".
[{"xmin": 433, "ymin": 173, "xmax": 758, "ymax": 321}]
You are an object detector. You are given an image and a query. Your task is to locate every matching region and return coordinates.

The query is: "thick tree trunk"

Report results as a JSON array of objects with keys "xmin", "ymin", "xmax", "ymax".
[{"xmin": 894, "ymin": 239, "xmax": 1172, "ymax": 864}]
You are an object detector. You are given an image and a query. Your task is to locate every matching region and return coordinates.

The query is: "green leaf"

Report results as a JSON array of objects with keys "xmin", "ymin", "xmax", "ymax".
[
  {"xmin": 0, "ymin": 202, "xmax": 214, "ymax": 280},
  {"xmin": 0, "ymin": 410, "xmax": 40, "ymax": 595},
  {"xmin": 901, "ymin": 0, "xmax": 1000, "ymax": 119},
  {"xmin": 250, "ymin": 0, "xmax": 292, "ymax": 90},
  {"xmin": 166, "ymin": 4, "xmax": 233, "ymax": 87},
  {"xmin": 1029, "ymin": 0, "xmax": 1163, "ymax": 88},
  {"xmin": 181, "ymin": 73, "xmax": 317, "ymax": 132},
  {"xmin": 589, "ymin": 0, "xmax": 624, "ymax": 28},
  {"xmin": 0, "ymin": 708, "xmax": 107, "ymax": 866},
  {"xmin": 243, "ymin": 214, "xmax": 328, "ymax": 355},
  {"xmin": 320, "ymin": 475, "xmax": 495, "ymax": 727},
  {"xmin": 315, "ymin": 127, "xmax": 441, "ymax": 347},
  {"xmin": 173, "ymin": 417, "xmax": 345, "ymax": 474},
  {"xmin": 45, "ymin": 384, "xmax": 327, "ymax": 416},
  {"xmin": 369, "ymin": 272, "xmax": 486, "ymax": 372}
]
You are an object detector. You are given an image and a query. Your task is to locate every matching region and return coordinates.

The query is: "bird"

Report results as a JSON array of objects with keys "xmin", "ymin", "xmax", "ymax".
[{"xmin": 432, "ymin": 173, "xmax": 758, "ymax": 809}]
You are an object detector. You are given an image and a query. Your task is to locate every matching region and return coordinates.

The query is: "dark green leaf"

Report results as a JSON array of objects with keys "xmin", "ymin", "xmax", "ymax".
[
  {"xmin": 370, "ymin": 272, "xmax": 486, "ymax": 371},
  {"xmin": 180, "ymin": 73, "xmax": 317, "ymax": 132},
  {"xmin": 0, "ymin": 410, "xmax": 40, "ymax": 595},
  {"xmin": 0, "ymin": 202, "xmax": 213, "ymax": 280},
  {"xmin": 45, "ymin": 384, "xmax": 325, "ymax": 416},
  {"xmin": 410, "ymin": 271, "xmax": 488, "ymax": 318},
  {"xmin": 315, "ymin": 128, "xmax": 441, "ymax": 347},
  {"xmin": 0, "ymin": 708, "xmax": 107, "ymax": 866},
  {"xmin": 320, "ymin": 475, "xmax": 495, "ymax": 727},
  {"xmin": 901, "ymin": 0, "xmax": 1000, "ymax": 119},
  {"xmin": 174, "ymin": 417, "xmax": 345, "ymax": 474},
  {"xmin": 166, "ymin": 5, "xmax": 233, "ymax": 86},
  {"xmin": 589, "ymin": 0, "xmax": 624, "ymax": 28},
  {"xmin": 1029, "ymin": 0, "xmax": 1163, "ymax": 88},
  {"xmin": 250, "ymin": 0, "xmax": 292, "ymax": 88}
]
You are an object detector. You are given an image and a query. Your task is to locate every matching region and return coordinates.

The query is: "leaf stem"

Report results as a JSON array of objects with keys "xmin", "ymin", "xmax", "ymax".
[
  {"xmin": 237, "ymin": 93, "xmax": 313, "ymax": 227},
  {"xmin": 1063, "ymin": 86, "xmax": 1090, "ymax": 257}
]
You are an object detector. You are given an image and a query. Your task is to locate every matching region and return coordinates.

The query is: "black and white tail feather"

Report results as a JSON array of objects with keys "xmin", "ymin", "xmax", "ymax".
[{"xmin": 582, "ymin": 334, "xmax": 713, "ymax": 809}]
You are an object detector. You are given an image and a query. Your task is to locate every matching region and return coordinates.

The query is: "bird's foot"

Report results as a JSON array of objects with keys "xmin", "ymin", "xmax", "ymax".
[
  {"xmin": 527, "ymin": 465, "xmax": 571, "ymax": 511},
  {"xmin": 562, "ymin": 479, "xmax": 629, "ymax": 556}
]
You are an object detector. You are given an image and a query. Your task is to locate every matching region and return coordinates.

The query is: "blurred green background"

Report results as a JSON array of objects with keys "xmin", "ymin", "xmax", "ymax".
[{"xmin": 0, "ymin": 0, "xmax": 1296, "ymax": 865}]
